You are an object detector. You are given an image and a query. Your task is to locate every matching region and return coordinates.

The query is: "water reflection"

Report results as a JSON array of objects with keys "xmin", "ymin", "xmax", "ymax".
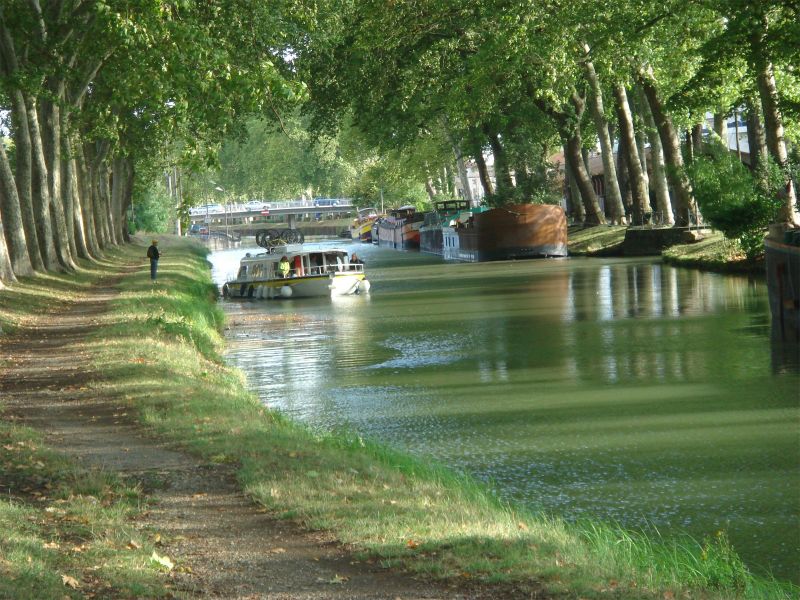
[{"xmin": 214, "ymin": 245, "xmax": 799, "ymax": 582}]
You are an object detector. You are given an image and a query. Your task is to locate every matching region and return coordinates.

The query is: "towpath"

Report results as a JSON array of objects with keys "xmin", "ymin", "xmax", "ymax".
[{"xmin": 0, "ymin": 263, "xmax": 542, "ymax": 599}]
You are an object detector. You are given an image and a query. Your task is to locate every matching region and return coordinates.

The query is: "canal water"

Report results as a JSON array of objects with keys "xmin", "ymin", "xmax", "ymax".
[{"xmin": 210, "ymin": 240, "xmax": 800, "ymax": 583}]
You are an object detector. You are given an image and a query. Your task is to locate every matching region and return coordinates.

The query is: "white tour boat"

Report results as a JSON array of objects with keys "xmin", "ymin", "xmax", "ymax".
[{"xmin": 222, "ymin": 242, "xmax": 369, "ymax": 300}]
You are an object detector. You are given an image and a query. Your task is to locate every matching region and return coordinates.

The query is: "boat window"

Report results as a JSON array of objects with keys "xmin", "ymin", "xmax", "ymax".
[
  {"xmin": 309, "ymin": 253, "xmax": 322, "ymax": 275},
  {"xmin": 237, "ymin": 265, "xmax": 247, "ymax": 278}
]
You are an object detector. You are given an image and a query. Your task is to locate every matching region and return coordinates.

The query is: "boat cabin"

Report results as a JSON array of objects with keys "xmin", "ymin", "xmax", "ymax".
[{"xmin": 236, "ymin": 245, "xmax": 360, "ymax": 282}]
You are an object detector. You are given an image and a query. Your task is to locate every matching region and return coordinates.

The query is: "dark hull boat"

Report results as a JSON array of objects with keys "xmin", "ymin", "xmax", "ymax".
[
  {"xmin": 765, "ymin": 227, "xmax": 800, "ymax": 342},
  {"xmin": 443, "ymin": 204, "xmax": 568, "ymax": 262},
  {"xmin": 420, "ymin": 200, "xmax": 473, "ymax": 255},
  {"xmin": 376, "ymin": 206, "xmax": 424, "ymax": 250}
]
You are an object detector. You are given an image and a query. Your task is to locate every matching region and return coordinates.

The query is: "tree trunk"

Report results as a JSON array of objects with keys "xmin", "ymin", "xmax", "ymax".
[
  {"xmin": 713, "ymin": 112, "xmax": 726, "ymax": 141},
  {"xmin": 61, "ymin": 130, "xmax": 80, "ymax": 259},
  {"xmin": 10, "ymin": 91, "xmax": 44, "ymax": 271},
  {"xmin": 691, "ymin": 123, "xmax": 704, "ymax": 157},
  {"xmin": 121, "ymin": 158, "xmax": 135, "ymax": 243},
  {"xmin": 111, "ymin": 156, "xmax": 130, "ymax": 243},
  {"xmin": 90, "ymin": 141, "xmax": 113, "ymax": 247},
  {"xmin": 566, "ymin": 134, "xmax": 605, "ymax": 225},
  {"xmin": 582, "ymin": 54, "xmax": 625, "ymax": 224},
  {"xmin": 639, "ymin": 73, "xmax": 697, "ymax": 226},
  {"xmin": 75, "ymin": 141, "xmax": 100, "ymax": 257},
  {"xmin": 640, "ymin": 91, "xmax": 674, "ymax": 225},
  {"xmin": 745, "ymin": 96, "xmax": 767, "ymax": 170},
  {"xmin": 614, "ymin": 84, "xmax": 651, "ymax": 225},
  {"xmin": 474, "ymin": 147, "xmax": 493, "ymax": 198},
  {"xmin": 25, "ymin": 94, "xmax": 60, "ymax": 270},
  {"xmin": 633, "ymin": 91, "xmax": 651, "ymax": 203},
  {"xmin": 485, "ymin": 128, "xmax": 513, "ymax": 198},
  {"xmin": 0, "ymin": 208, "xmax": 14, "ymax": 284},
  {"xmin": 564, "ymin": 145, "xmax": 585, "ymax": 223},
  {"xmin": 0, "ymin": 140, "xmax": 33, "ymax": 276},
  {"xmin": 616, "ymin": 136, "xmax": 633, "ymax": 220},
  {"xmin": 450, "ymin": 141, "xmax": 473, "ymax": 203},
  {"xmin": 754, "ymin": 55, "xmax": 798, "ymax": 223},
  {"xmin": 64, "ymin": 141, "xmax": 89, "ymax": 259},
  {"xmin": 42, "ymin": 100, "xmax": 75, "ymax": 269},
  {"xmin": 425, "ymin": 176, "xmax": 437, "ymax": 202}
]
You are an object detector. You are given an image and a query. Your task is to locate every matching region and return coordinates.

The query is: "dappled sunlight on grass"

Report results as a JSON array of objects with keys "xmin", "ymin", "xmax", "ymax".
[
  {"xmin": 568, "ymin": 225, "xmax": 628, "ymax": 255},
  {"xmin": 663, "ymin": 232, "xmax": 752, "ymax": 271},
  {"xmin": 0, "ymin": 422, "xmax": 168, "ymax": 599}
]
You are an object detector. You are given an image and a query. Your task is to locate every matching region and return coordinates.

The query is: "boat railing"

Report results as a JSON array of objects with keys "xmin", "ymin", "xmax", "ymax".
[
  {"xmin": 228, "ymin": 262, "xmax": 364, "ymax": 283},
  {"xmin": 284, "ymin": 263, "xmax": 364, "ymax": 277}
]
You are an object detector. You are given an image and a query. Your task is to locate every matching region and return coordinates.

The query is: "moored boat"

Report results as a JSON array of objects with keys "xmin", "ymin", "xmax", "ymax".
[
  {"xmin": 349, "ymin": 207, "xmax": 380, "ymax": 243},
  {"xmin": 420, "ymin": 200, "xmax": 473, "ymax": 255},
  {"xmin": 223, "ymin": 231, "xmax": 368, "ymax": 299},
  {"xmin": 444, "ymin": 203, "xmax": 568, "ymax": 262},
  {"xmin": 765, "ymin": 226, "xmax": 800, "ymax": 342},
  {"xmin": 376, "ymin": 205, "xmax": 424, "ymax": 250}
]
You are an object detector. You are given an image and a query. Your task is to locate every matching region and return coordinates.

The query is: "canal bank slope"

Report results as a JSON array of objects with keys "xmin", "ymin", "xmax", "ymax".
[
  {"xmin": 568, "ymin": 224, "xmax": 765, "ymax": 273},
  {"xmin": 0, "ymin": 237, "xmax": 793, "ymax": 600}
]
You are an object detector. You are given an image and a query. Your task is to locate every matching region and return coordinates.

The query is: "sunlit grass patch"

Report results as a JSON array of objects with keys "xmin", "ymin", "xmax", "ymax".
[
  {"xmin": 662, "ymin": 231, "xmax": 761, "ymax": 272},
  {"xmin": 0, "ymin": 422, "xmax": 168, "ymax": 599},
  {"xmin": 568, "ymin": 225, "xmax": 628, "ymax": 256}
]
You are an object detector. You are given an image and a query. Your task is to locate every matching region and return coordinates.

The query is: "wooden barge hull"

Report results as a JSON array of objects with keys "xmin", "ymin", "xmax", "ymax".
[{"xmin": 447, "ymin": 204, "xmax": 568, "ymax": 262}]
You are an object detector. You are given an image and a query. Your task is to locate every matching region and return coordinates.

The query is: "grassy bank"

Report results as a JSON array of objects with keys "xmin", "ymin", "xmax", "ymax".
[
  {"xmin": 1, "ymin": 236, "xmax": 794, "ymax": 599},
  {"xmin": 567, "ymin": 223, "xmax": 765, "ymax": 275},
  {"xmin": 567, "ymin": 225, "xmax": 627, "ymax": 256},
  {"xmin": 662, "ymin": 231, "xmax": 764, "ymax": 273},
  {"xmin": 0, "ymin": 420, "xmax": 169, "ymax": 599}
]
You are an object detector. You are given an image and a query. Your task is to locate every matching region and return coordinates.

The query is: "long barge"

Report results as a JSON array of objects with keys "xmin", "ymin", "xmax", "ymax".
[{"xmin": 444, "ymin": 203, "xmax": 568, "ymax": 262}]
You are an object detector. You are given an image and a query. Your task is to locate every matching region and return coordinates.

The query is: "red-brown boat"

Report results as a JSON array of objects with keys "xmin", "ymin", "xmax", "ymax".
[{"xmin": 443, "ymin": 204, "xmax": 567, "ymax": 262}]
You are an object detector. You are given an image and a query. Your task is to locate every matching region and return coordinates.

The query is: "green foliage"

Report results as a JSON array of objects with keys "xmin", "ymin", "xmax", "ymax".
[
  {"xmin": 689, "ymin": 143, "xmax": 783, "ymax": 259},
  {"xmin": 132, "ymin": 184, "xmax": 175, "ymax": 234}
]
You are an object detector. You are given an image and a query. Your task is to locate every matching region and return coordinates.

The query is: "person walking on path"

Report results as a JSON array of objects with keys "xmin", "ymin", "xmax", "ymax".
[{"xmin": 147, "ymin": 239, "xmax": 160, "ymax": 281}]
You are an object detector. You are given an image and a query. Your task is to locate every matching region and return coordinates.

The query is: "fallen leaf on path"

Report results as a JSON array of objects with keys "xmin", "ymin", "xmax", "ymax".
[
  {"xmin": 406, "ymin": 539, "xmax": 418, "ymax": 549},
  {"xmin": 268, "ymin": 547, "xmax": 286, "ymax": 554},
  {"xmin": 62, "ymin": 574, "xmax": 81, "ymax": 589},
  {"xmin": 150, "ymin": 551, "xmax": 174, "ymax": 571},
  {"xmin": 127, "ymin": 540, "xmax": 141, "ymax": 550}
]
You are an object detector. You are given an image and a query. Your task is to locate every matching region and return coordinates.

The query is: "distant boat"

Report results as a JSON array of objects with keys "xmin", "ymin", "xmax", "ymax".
[
  {"xmin": 376, "ymin": 205, "xmax": 424, "ymax": 250},
  {"xmin": 420, "ymin": 200, "xmax": 475, "ymax": 255},
  {"xmin": 349, "ymin": 207, "xmax": 380, "ymax": 243},
  {"xmin": 765, "ymin": 228, "xmax": 800, "ymax": 342},
  {"xmin": 443, "ymin": 204, "xmax": 568, "ymax": 262}
]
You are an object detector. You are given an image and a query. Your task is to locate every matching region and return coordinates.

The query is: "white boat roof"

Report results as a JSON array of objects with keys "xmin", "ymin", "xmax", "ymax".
[{"xmin": 241, "ymin": 245, "xmax": 350, "ymax": 262}]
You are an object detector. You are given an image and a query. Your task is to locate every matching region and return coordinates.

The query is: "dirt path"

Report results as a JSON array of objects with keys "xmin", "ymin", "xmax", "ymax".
[{"xmin": 0, "ymin": 268, "xmax": 540, "ymax": 599}]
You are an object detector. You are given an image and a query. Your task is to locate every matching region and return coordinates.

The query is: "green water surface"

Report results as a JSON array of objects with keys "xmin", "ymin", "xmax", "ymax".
[{"xmin": 214, "ymin": 242, "xmax": 800, "ymax": 582}]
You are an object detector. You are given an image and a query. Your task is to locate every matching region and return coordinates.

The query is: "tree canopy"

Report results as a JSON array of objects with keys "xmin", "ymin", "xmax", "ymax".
[{"xmin": 0, "ymin": 0, "xmax": 797, "ymax": 285}]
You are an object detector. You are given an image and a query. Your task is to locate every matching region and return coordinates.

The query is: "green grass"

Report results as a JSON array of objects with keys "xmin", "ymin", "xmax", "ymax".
[
  {"xmin": 1, "ymin": 234, "xmax": 795, "ymax": 599},
  {"xmin": 662, "ymin": 231, "xmax": 763, "ymax": 273},
  {"xmin": 0, "ymin": 422, "xmax": 169, "ymax": 599},
  {"xmin": 568, "ymin": 225, "xmax": 628, "ymax": 256}
]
